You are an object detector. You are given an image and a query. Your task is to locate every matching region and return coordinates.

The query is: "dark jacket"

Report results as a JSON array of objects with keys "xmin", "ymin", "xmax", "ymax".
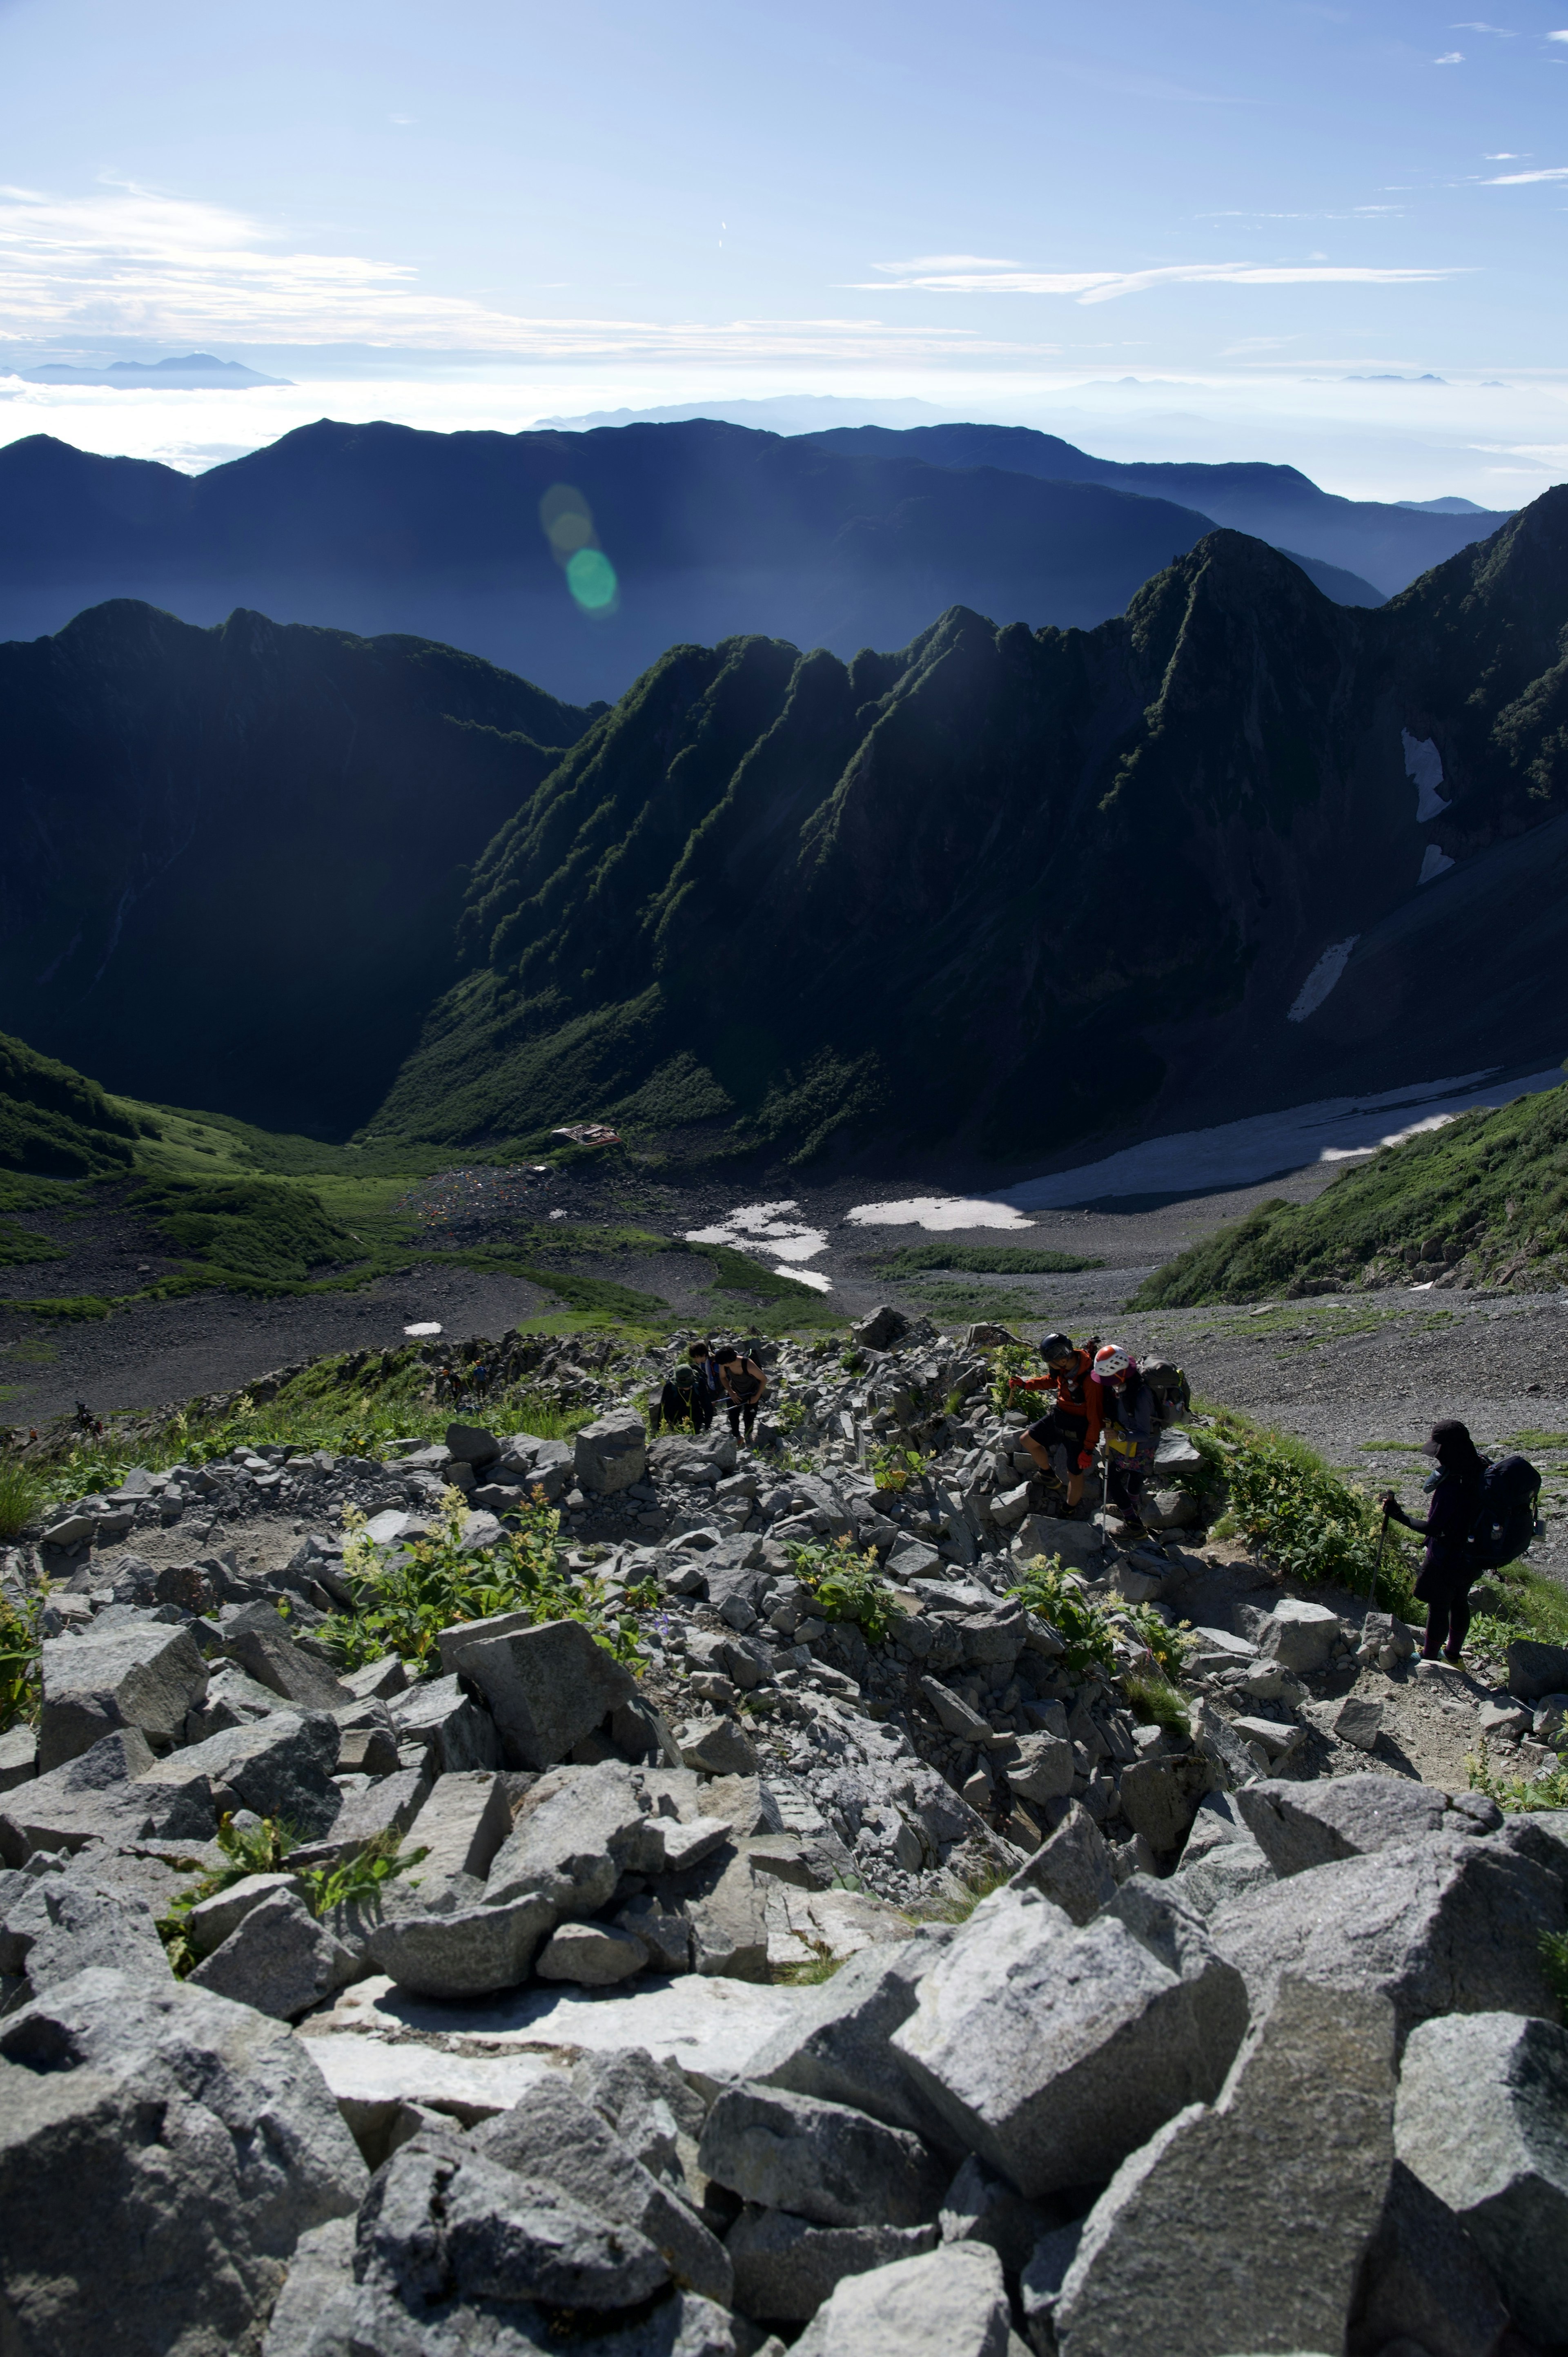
[{"xmin": 1390, "ymin": 1466, "xmax": 1481, "ymax": 1597}]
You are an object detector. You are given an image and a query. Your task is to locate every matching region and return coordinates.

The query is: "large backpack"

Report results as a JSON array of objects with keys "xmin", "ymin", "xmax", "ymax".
[
  {"xmin": 1470, "ymin": 1454, "xmax": 1542, "ymax": 1570},
  {"xmin": 1140, "ymin": 1360, "xmax": 1192, "ymax": 1426}
]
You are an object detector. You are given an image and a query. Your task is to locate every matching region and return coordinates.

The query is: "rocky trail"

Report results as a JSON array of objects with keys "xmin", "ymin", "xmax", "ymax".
[{"xmin": 1, "ymin": 1311, "xmax": 1566, "ymax": 2355}]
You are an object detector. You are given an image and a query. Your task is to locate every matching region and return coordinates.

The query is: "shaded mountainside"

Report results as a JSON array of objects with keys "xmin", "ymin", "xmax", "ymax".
[
  {"xmin": 0, "ymin": 420, "xmax": 1381, "ymax": 704},
  {"xmin": 1133, "ymin": 1079, "xmax": 1568, "ymax": 1302},
  {"xmin": 372, "ymin": 494, "xmax": 1568, "ymax": 1167},
  {"xmin": 0, "ymin": 602, "xmax": 595, "ymax": 1136},
  {"xmin": 0, "ymin": 1030, "xmax": 146, "ymax": 1180},
  {"xmin": 801, "ymin": 422, "xmax": 1513, "ymax": 596}
]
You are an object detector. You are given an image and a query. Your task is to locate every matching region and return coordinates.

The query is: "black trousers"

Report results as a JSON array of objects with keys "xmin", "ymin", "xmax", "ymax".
[
  {"xmin": 1422, "ymin": 1589, "xmax": 1472, "ymax": 1656},
  {"xmin": 726, "ymin": 1396, "xmax": 758, "ymax": 1440}
]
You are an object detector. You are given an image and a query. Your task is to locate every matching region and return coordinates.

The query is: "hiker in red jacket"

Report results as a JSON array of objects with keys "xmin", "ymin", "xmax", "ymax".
[{"xmin": 1013, "ymin": 1332, "xmax": 1102, "ymax": 1514}]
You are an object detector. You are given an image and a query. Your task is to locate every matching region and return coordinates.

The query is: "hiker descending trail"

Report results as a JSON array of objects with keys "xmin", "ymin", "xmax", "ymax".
[{"xmin": 717, "ymin": 1341, "xmax": 768, "ymax": 1442}]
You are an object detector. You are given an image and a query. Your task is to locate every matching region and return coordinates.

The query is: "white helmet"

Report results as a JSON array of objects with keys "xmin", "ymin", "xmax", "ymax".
[{"xmin": 1092, "ymin": 1342, "xmax": 1132, "ymax": 1380}]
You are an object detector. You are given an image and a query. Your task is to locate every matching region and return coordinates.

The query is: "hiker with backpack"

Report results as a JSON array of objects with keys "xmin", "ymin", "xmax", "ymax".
[
  {"xmin": 684, "ymin": 1339, "xmax": 719, "ymax": 1433},
  {"xmin": 716, "ymin": 1342, "xmax": 768, "ymax": 1443},
  {"xmin": 1382, "ymin": 1421, "xmax": 1541, "ymax": 1665},
  {"xmin": 650, "ymin": 1360, "xmax": 704, "ymax": 1436},
  {"xmin": 1012, "ymin": 1333, "xmax": 1103, "ymax": 1514},
  {"xmin": 1092, "ymin": 1343, "xmax": 1159, "ymax": 1530}
]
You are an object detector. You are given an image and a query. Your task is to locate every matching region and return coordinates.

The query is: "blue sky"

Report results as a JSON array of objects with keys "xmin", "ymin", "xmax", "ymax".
[{"xmin": 2, "ymin": 0, "xmax": 1567, "ymax": 497}]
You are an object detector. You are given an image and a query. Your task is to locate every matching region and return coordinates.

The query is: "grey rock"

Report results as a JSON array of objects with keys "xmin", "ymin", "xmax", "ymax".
[
  {"xmin": 574, "ymin": 1411, "xmax": 649, "ymax": 1496},
  {"xmin": 919, "ymin": 1677, "xmax": 992, "ymax": 1744},
  {"xmin": 290, "ymin": 1763, "xmax": 432, "ymax": 1871},
  {"xmin": 388, "ymin": 1672, "xmax": 501, "ymax": 1773},
  {"xmin": 679, "ymin": 1716, "xmax": 760, "ymax": 1776},
  {"xmin": 1054, "ymin": 1977, "xmax": 1395, "ymax": 2357},
  {"xmin": 261, "ymin": 2216, "xmax": 357, "ymax": 2357},
  {"xmin": 1320, "ymin": 1692, "xmax": 1384, "ymax": 1750},
  {"xmin": 470, "ymin": 2074, "xmax": 733, "ymax": 2304},
  {"xmin": 0, "ymin": 1728, "xmax": 214, "ymax": 1864},
  {"xmin": 1019, "ymin": 2223, "xmax": 1083, "ymax": 2353},
  {"xmin": 140, "ymin": 1709, "xmax": 344, "ymax": 1840},
  {"xmin": 437, "ymin": 1610, "xmax": 538, "ymax": 1679},
  {"xmin": 891, "ymin": 1887, "xmax": 1246, "ymax": 2199},
  {"xmin": 401, "ymin": 1768, "xmax": 513, "ymax": 1891},
  {"xmin": 341, "ymin": 1654, "xmax": 408, "ymax": 1701},
  {"xmin": 684, "ymin": 1841, "xmax": 772, "ymax": 1981},
  {"xmin": 361, "ymin": 2138, "xmax": 668, "ymax": 2310},
  {"xmin": 1350, "ymin": 2161, "xmax": 1509, "ymax": 2357},
  {"xmin": 0, "ymin": 1724, "xmax": 36, "ymax": 1792},
  {"xmin": 1007, "ymin": 1802, "xmax": 1116, "ymax": 1926},
  {"xmin": 1256, "ymin": 1596, "xmax": 1343, "ymax": 1673},
  {"xmin": 364, "ymin": 1891, "xmax": 557, "ymax": 1999},
  {"xmin": 38, "ymin": 1622, "xmax": 209, "ymax": 1771},
  {"xmin": 1171, "ymin": 1835, "xmax": 1277, "ymax": 1918},
  {"xmin": 617, "ymin": 1893, "xmax": 694, "ymax": 1975},
  {"xmin": 536, "ymin": 1922, "xmax": 649, "ymax": 1983},
  {"xmin": 1236, "ymin": 1774, "xmax": 1497, "ymax": 1877},
  {"xmin": 0, "ymin": 1966, "xmax": 365, "ymax": 2357},
  {"xmin": 570, "ymin": 2044, "xmax": 708, "ymax": 2181},
  {"xmin": 445, "ymin": 1422, "xmax": 501, "ymax": 1468},
  {"xmin": 939, "ymin": 2154, "xmax": 1053, "ymax": 2275},
  {"xmin": 792, "ymin": 2237, "xmax": 1011, "ymax": 2357},
  {"xmin": 189, "ymin": 1887, "xmax": 355, "ymax": 2020},
  {"xmin": 189, "ymin": 1869, "xmax": 304, "ymax": 1958},
  {"xmin": 1115, "ymin": 1751, "xmax": 1219, "ymax": 1855},
  {"xmin": 0, "ymin": 1870, "xmax": 173, "ymax": 2002},
  {"xmin": 697, "ymin": 2082, "xmax": 947, "ymax": 2230},
  {"xmin": 1505, "ymin": 1636, "xmax": 1568, "ymax": 1701},
  {"xmin": 223, "ymin": 1625, "xmax": 355, "ymax": 1710},
  {"xmin": 1209, "ymin": 1831, "xmax": 1566, "ymax": 2047},
  {"xmin": 748, "ymin": 1931, "xmax": 956, "ymax": 2140},
  {"xmin": 187, "ymin": 1660, "xmax": 287, "ymax": 1740},
  {"xmin": 486, "ymin": 1760, "xmax": 655, "ymax": 1915},
  {"xmin": 726, "ymin": 2206, "xmax": 940, "ymax": 2322},
  {"xmin": 997, "ymin": 1732, "xmax": 1075, "ymax": 1806},
  {"xmin": 1395, "ymin": 2010, "xmax": 1568, "ymax": 2347},
  {"xmin": 852, "ymin": 1305, "xmax": 909, "ymax": 1351},
  {"xmin": 453, "ymin": 1617, "xmax": 637, "ymax": 1770}
]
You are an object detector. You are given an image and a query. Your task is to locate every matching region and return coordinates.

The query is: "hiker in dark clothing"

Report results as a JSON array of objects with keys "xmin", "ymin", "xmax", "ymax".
[
  {"xmin": 685, "ymin": 1340, "xmax": 719, "ymax": 1432},
  {"xmin": 1094, "ymin": 1342, "xmax": 1157, "ymax": 1529},
  {"xmin": 1382, "ymin": 1418, "xmax": 1485, "ymax": 1664},
  {"xmin": 717, "ymin": 1343, "xmax": 767, "ymax": 1442},
  {"xmin": 652, "ymin": 1362, "xmax": 703, "ymax": 1436}
]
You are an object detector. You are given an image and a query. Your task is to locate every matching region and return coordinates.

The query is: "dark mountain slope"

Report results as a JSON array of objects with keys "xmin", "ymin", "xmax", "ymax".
[
  {"xmin": 374, "ymin": 496, "xmax": 1568, "ymax": 1170},
  {"xmin": 0, "ymin": 422, "xmax": 1304, "ymax": 703},
  {"xmin": 800, "ymin": 424, "xmax": 1513, "ymax": 595},
  {"xmin": 0, "ymin": 604, "xmax": 595, "ymax": 1135}
]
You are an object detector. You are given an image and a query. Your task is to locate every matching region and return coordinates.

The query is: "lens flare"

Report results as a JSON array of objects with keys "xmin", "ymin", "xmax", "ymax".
[
  {"xmin": 566, "ymin": 546, "xmax": 619, "ymax": 611},
  {"xmin": 539, "ymin": 482, "xmax": 618, "ymax": 613}
]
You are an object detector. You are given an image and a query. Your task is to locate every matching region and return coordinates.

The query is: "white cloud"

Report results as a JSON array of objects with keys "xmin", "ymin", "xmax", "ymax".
[
  {"xmin": 1485, "ymin": 163, "xmax": 1568, "ymax": 181},
  {"xmin": 1483, "ymin": 151, "xmax": 1525, "ymax": 158},
  {"xmin": 1549, "ymin": 27, "xmax": 1568, "ymax": 37},
  {"xmin": 853, "ymin": 258, "xmax": 1460, "ymax": 303},
  {"xmin": 1451, "ymin": 20, "xmax": 1516, "ymax": 31},
  {"xmin": 0, "ymin": 182, "xmax": 1048, "ymax": 360},
  {"xmin": 1434, "ymin": 51, "xmax": 1466, "ymax": 63}
]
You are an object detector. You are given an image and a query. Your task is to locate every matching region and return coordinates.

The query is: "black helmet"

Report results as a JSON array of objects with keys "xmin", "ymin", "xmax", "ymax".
[{"xmin": 1040, "ymin": 1332, "xmax": 1075, "ymax": 1365}]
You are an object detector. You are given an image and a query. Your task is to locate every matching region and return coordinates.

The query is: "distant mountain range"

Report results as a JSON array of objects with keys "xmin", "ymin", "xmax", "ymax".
[
  {"xmin": 11, "ymin": 352, "xmax": 290, "ymax": 389},
  {"xmin": 0, "ymin": 416, "xmax": 1511, "ymax": 703},
  {"xmin": 4, "ymin": 495, "xmax": 1566, "ymax": 1171}
]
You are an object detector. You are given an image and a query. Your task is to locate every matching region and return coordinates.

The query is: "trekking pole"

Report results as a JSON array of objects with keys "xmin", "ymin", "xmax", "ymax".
[{"xmin": 1374, "ymin": 1501, "xmax": 1390, "ymax": 1601}]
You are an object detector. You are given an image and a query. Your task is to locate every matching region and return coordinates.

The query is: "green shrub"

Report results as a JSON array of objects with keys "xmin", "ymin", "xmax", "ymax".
[
  {"xmin": 789, "ymin": 1536, "xmax": 904, "ymax": 1647},
  {"xmin": 1541, "ymin": 1929, "xmax": 1568, "ymax": 2010},
  {"xmin": 1467, "ymin": 1742, "xmax": 1568, "ymax": 1813},
  {"xmin": 1121, "ymin": 1669, "xmax": 1190, "ymax": 1737},
  {"xmin": 0, "ymin": 1582, "xmax": 45, "ymax": 1730},
  {"xmin": 0, "ymin": 1458, "xmax": 42, "ymax": 1542},
  {"xmin": 866, "ymin": 1442, "xmax": 927, "ymax": 1494},
  {"xmin": 323, "ymin": 1485, "xmax": 644, "ymax": 1674},
  {"xmin": 873, "ymin": 1243, "xmax": 1104, "ymax": 1277},
  {"xmin": 1206, "ymin": 1412, "xmax": 1417, "ymax": 1610},
  {"xmin": 1007, "ymin": 1556, "xmax": 1118, "ymax": 1678},
  {"xmin": 1120, "ymin": 1603, "xmax": 1195, "ymax": 1683},
  {"xmin": 156, "ymin": 1818, "xmax": 426, "ymax": 1975}
]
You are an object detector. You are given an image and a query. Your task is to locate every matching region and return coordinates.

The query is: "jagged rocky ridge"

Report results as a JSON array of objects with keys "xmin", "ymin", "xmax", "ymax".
[
  {"xmin": 374, "ymin": 490, "xmax": 1568, "ymax": 1166},
  {"xmin": 2, "ymin": 1316, "xmax": 1566, "ymax": 2355}
]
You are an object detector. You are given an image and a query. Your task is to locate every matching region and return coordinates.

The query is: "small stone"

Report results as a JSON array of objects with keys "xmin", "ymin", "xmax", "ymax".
[
  {"xmin": 698, "ymin": 2081, "xmax": 948, "ymax": 2229},
  {"xmin": 535, "ymin": 1922, "xmax": 650, "ymax": 1984},
  {"xmin": 726, "ymin": 2205, "xmax": 940, "ymax": 2321},
  {"xmin": 792, "ymin": 2237, "xmax": 1012, "ymax": 2357},
  {"xmin": 679, "ymin": 1716, "xmax": 759, "ymax": 1777}
]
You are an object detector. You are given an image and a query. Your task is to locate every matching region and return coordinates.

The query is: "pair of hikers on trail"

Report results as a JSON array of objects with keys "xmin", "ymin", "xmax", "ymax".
[
  {"xmin": 653, "ymin": 1338, "xmax": 768, "ymax": 1443},
  {"xmin": 1382, "ymin": 1420, "xmax": 1542, "ymax": 1666},
  {"xmin": 1011, "ymin": 1333, "xmax": 1189, "ymax": 1529}
]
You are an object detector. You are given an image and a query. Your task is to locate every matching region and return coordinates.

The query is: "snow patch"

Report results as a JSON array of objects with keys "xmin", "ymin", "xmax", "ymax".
[
  {"xmin": 1287, "ymin": 937, "xmax": 1360, "ymax": 1022},
  {"xmin": 1402, "ymin": 729, "xmax": 1450, "ymax": 823},
  {"xmin": 1418, "ymin": 843, "xmax": 1456, "ymax": 885},
  {"xmin": 777, "ymin": 1265, "xmax": 835, "ymax": 1293},
  {"xmin": 685, "ymin": 1199, "xmax": 829, "ymax": 1262},
  {"xmin": 995, "ymin": 1067, "xmax": 1565, "ymax": 1208},
  {"xmin": 843, "ymin": 1196, "xmax": 1034, "ymax": 1232},
  {"xmin": 403, "ymin": 1321, "xmax": 442, "ymax": 1337}
]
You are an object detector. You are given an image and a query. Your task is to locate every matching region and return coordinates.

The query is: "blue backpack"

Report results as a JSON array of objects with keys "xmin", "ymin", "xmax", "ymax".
[{"xmin": 1470, "ymin": 1455, "xmax": 1542, "ymax": 1570}]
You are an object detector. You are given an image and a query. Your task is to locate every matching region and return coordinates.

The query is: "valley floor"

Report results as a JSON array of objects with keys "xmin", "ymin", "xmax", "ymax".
[{"xmin": 5, "ymin": 1149, "xmax": 1566, "ymax": 1586}]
